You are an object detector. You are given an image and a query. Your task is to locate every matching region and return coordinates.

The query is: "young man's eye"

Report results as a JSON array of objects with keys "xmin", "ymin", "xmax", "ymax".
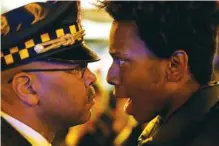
[
  {"xmin": 118, "ymin": 58, "xmax": 128, "ymax": 68},
  {"xmin": 112, "ymin": 56, "xmax": 128, "ymax": 68},
  {"xmin": 119, "ymin": 59, "xmax": 126, "ymax": 66}
]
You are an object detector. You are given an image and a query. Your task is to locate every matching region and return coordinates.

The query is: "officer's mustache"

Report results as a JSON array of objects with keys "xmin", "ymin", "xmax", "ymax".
[{"xmin": 87, "ymin": 86, "xmax": 95, "ymax": 102}]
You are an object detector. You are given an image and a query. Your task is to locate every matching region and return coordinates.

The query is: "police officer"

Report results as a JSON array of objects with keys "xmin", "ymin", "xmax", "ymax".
[{"xmin": 1, "ymin": 1, "xmax": 99, "ymax": 146}]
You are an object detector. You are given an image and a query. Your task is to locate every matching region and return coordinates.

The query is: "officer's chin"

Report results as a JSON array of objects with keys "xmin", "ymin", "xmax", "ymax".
[{"xmin": 71, "ymin": 111, "xmax": 92, "ymax": 126}]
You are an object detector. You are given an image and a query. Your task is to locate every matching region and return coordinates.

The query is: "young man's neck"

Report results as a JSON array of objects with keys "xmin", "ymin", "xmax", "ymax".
[{"xmin": 161, "ymin": 80, "xmax": 201, "ymax": 122}]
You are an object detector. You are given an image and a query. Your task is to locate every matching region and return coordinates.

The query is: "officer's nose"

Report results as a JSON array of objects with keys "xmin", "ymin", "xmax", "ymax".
[{"xmin": 84, "ymin": 68, "xmax": 97, "ymax": 86}]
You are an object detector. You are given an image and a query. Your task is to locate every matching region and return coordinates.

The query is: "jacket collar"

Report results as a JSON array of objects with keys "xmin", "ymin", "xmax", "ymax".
[
  {"xmin": 139, "ymin": 82, "xmax": 219, "ymax": 145},
  {"xmin": 1, "ymin": 117, "xmax": 32, "ymax": 146}
]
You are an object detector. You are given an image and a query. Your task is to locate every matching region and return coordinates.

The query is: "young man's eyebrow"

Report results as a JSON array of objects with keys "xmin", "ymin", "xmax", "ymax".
[
  {"xmin": 110, "ymin": 53, "xmax": 130, "ymax": 59},
  {"xmin": 109, "ymin": 51, "xmax": 117, "ymax": 57}
]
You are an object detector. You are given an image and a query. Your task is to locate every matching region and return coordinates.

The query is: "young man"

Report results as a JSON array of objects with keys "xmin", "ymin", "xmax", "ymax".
[
  {"xmin": 1, "ymin": 1, "xmax": 99, "ymax": 146},
  {"xmin": 102, "ymin": 1, "xmax": 219, "ymax": 146}
]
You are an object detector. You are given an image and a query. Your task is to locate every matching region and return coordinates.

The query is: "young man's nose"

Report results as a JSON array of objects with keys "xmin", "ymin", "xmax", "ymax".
[{"xmin": 107, "ymin": 65, "xmax": 121, "ymax": 86}]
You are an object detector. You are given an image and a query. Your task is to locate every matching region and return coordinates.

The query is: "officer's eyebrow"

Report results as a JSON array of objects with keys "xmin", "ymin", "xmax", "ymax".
[
  {"xmin": 60, "ymin": 63, "xmax": 86, "ymax": 69},
  {"xmin": 38, "ymin": 61, "xmax": 84, "ymax": 69}
]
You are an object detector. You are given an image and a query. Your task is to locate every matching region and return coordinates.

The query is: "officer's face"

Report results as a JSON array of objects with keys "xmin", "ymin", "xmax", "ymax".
[
  {"xmin": 107, "ymin": 21, "xmax": 169, "ymax": 123},
  {"xmin": 33, "ymin": 62, "xmax": 96, "ymax": 126}
]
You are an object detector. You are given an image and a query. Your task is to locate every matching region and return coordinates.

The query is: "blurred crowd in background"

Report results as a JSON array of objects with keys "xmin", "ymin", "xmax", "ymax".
[{"xmin": 1, "ymin": 0, "xmax": 219, "ymax": 146}]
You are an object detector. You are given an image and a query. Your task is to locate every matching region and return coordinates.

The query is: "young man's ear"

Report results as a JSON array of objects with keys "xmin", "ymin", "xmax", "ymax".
[
  {"xmin": 12, "ymin": 72, "xmax": 39, "ymax": 106},
  {"xmin": 166, "ymin": 50, "xmax": 189, "ymax": 82}
]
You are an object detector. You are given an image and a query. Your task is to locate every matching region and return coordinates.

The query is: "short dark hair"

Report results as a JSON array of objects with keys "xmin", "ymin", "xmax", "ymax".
[{"xmin": 99, "ymin": 1, "xmax": 219, "ymax": 85}]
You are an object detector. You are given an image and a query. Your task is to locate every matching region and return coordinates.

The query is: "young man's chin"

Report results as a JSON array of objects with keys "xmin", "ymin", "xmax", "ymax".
[
  {"xmin": 124, "ymin": 98, "xmax": 133, "ymax": 115},
  {"xmin": 124, "ymin": 100, "xmax": 156, "ymax": 123}
]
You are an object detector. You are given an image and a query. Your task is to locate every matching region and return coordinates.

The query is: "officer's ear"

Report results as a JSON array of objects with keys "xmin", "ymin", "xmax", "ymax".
[
  {"xmin": 166, "ymin": 50, "xmax": 189, "ymax": 82},
  {"xmin": 12, "ymin": 72, "xmax": 39, "ymax": 106}
]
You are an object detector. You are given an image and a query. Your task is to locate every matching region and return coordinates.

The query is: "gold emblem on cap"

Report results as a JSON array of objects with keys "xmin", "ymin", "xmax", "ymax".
[
  {"xmin": 1, "ymin": 15, "xmax": 10, "ymax": 36},
  {"xmin": 24, "ymin": 3, "xmax": 48, "ymax": 24},
  {"xmin": 34, "ymin": 29, "xmax": 85, "ymax": 54}
]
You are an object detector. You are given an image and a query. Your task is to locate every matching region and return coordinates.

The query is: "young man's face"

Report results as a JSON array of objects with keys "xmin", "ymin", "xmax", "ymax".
[
  {"xmin": 107, "ymin": 21, "xmax": 169, "ymax": 123},
  {"xmin": 33, "ymin": 62, "xmax": 97, "ymax": 127}
]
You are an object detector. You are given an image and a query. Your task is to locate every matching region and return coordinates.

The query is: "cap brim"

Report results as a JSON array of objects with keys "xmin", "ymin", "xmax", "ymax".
[{"xmin": 48, "ymin": 42, "xmax": 100, "ymax": 63}]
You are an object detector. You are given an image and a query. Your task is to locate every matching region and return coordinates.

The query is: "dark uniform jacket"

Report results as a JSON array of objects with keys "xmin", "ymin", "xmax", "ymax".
[
  {"xmin": 1, "ymin": 117, "xmax": 32, "ymax": 146},
  {"xmin": 138, "ymin": 82, "xmax": 219, "ymax": 146}
]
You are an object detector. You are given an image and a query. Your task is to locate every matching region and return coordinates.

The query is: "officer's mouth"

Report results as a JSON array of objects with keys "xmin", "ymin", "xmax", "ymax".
[
  {"xmin": 87, "ymin": 95, "xmax": 95, "ymax": 104},
  {"xmin": 87, "ymin": 86, "xmax": 96, "ymax": 104}
]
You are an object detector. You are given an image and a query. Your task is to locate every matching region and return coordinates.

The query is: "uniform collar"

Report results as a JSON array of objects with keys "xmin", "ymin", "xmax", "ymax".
[{"xmin": 1, "ymin": 111, "xmax": 52, "ymax": 146}]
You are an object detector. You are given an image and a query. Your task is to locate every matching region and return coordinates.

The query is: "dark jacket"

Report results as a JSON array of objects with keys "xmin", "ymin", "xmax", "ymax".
[
  {"xmin": 1, "ymin": 117, "xmax": 31, "ymax": 146},
  {"xmin": 138, "ymin": 82, "xmax": 219, "ymax": 146}
]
